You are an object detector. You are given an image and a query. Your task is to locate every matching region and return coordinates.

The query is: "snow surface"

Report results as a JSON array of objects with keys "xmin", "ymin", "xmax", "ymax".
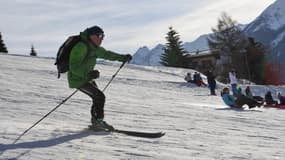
[{"xmin": 1, "ymin": 54, "xmax": 285, "ymax": 160}]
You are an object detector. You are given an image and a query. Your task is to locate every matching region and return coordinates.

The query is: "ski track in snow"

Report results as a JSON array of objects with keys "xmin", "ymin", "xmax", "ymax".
[{"xmin": 0, "ymin": 54, "xmax": 285, "ymax": 160}]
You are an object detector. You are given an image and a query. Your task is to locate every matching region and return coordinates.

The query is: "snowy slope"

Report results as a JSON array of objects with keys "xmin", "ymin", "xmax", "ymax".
[{"xmin": 1, "ymin": 54, "xmax": 285, "ymax": 160}]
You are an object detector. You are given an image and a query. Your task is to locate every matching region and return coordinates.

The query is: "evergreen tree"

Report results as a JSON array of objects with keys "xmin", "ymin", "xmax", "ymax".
[
  {"xmin": 30, "ymin": 44, "xmax": 37, "ymax": 56},
  {"xmin": 0, "ymin": 32, "xmax": 8, "ymax": 53},
  {"xmin": 160, "ymin": 27, "xmax": 191, "ymax": 68},
  {"xmin": 207, "ymin": 12, "xmax": 249, "ymax": 82},
  {"xmin": 246, "ymin": 37, "xmax": 268, "ymax": 84}
]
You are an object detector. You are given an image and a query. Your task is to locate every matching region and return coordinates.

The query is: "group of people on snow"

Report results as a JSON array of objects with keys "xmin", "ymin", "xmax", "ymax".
[
  {"xmin": 184, "ymin": 69, "xmax": 284, "ymax": 109},
  {"xmin": 184, "ymin": 72, "xmax": 207, "ymax": 87},
  {"xmin": 184, "ymin": 71, "xmax": 215, "ymax": 95},
  {"xmin": 220, "ymin": 70, "xmax": 284, "ymax": 109},
  {"xmin": 221, "ymin": 86, "xmax": 263, "ymax": 109},
  {"xmin": 265, "ymin": 91, "xmax": 285, "ymax": 105}
]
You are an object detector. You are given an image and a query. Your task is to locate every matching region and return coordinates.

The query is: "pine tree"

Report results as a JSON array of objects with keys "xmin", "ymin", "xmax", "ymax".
[
  {"xmin": 0, "ymin": 32, "xmax": 8, "ymax": 53},
  {"xmin": 160, "ymin": 27, "xmax": 191, "ymax": 68},
  {"xmin": 207, "ymin": 12, "xmax": 249, "ymax": 82},
  {"xmin": 246, "ymin": 37, "xmax": 268, "ymax": 84},
  {"xmin": 30, "ymin": 44, "xmax": 37, "ymax": 56}
]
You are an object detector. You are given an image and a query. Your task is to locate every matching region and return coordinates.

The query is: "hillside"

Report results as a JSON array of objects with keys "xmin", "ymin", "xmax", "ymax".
[{"xmin": 1, "ymin": 54, "xmax": 285, "ymax": 160}]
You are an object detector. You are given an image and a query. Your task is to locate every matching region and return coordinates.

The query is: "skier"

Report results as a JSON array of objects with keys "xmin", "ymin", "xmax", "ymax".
[
  {"xmin": 206, "ymin": 70, "xmax": 216, "ymax": 95},
  {"xmin": 229, "ymin": 70, "xmax": 238, "ymax": 96},
  {"xmin": 68, "ymin": 25, "xmax": 132, "ymax": 131},
  {"xmin": 221, "ymin": 87, "xmax": 262, "ymax": 109}
]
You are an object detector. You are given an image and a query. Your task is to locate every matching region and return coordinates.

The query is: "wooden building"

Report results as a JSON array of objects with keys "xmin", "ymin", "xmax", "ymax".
[{"xmin": 187, "ymin": 50, "xmax": 220, "ymax": 73}]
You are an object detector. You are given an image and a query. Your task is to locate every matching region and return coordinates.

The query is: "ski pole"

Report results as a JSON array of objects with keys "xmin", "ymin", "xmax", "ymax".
[
  {"xmin": 11, "ymin": 61, "xmax": 127, "ymax": 145},
  {"xmin": 102, "ymin": 61, "xmax": 127, "ymax": 92}
]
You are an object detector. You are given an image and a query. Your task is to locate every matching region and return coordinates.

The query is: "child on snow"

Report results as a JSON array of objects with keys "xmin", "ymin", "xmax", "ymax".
[
  {"xmin": 245, "ymin": 86, "xmax": 264, "ymax": 102},
  {"xmin": 221, "ymin": 87, "xmax": 262, "ymax": 109},
  {"xmin": 265, "ymin": 91, "xmax": 278, "ymax": 105},
  {"xmin": 278, "ymin": 92, "xmax": 285, "ymax": 105},
  {"xmin": 184, "ymin": 72, "xmax": 194, "ymax": 83},
  {"xmin": 193, "ymin": 72, "xmax": 207, "ymax": 87}
]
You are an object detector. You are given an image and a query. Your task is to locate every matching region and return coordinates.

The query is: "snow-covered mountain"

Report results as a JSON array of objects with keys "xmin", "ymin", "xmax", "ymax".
[
  {"xmin": 244, "ymin": 0, "xmax": 285, "ymax": 62},
  {"xmin": 183, "ymin": 34, "xmax": 210, "ymax": 52},
  {"xmin": 1, "ymin": 54, "xmax": 285, "ymax": 160},
  {"xmin": 131, "ymin": 35, "xmax": 209, "ymax": 66},
  {"xmin": 131, "ymin": 44, "xmax": 165, "ymax": 66}
]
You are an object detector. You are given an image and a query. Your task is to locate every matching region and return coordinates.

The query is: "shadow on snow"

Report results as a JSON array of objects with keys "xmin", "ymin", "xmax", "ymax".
[{"xmin": 0, "ymin": 130, "xmax": 108, "ymax": 152}]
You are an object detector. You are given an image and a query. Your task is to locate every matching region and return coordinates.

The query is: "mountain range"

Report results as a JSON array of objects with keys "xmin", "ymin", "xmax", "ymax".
[
  {"xmin": 131, "ymin": 0, "xmax": 284, "ymax": 66},
  {"xmin": 244, "ymin": 0, "xmax": 285, "ymax": 63}
]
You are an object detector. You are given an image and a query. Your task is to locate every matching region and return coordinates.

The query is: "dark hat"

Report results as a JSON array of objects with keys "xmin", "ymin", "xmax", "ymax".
[{"xmin": 85, "ymin": 26, "xmax": 104, "ymax": 36}]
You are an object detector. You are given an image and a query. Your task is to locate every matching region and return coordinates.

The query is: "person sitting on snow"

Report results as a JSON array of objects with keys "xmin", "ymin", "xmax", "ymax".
[
  {"xmin": 184, "ymin": 72, "xmax": 194, "ymax": 83},
  {"xmin": 245, "ymin": 86, "xmax": 253, "ymax": 99},
  {"xmin": 193, "ymin": 72, "xmax": 207, "ymax": 87},
  {"xmin": 278, "ymin": 92, "xmax": 285, "ymax": 105},
  {"xmin": 245, "ymin": 86, "xmax": 264, "ymax": 102},
  {"xmin": 221, "ymin": 87, "xmax": 262, "ymax": 109},
  {"xmin": 265, "ymin": 91, "xmax": 278, "ymax": 105}
]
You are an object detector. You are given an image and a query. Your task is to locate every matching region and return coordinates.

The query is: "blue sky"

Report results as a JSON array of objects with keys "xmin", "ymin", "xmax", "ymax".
[{"xmin": 0, "ymin": 0, "xmax": 276, "ymax": 57}]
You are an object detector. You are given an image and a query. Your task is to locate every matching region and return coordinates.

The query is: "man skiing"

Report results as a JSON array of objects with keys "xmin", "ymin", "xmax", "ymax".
[{"xmin": 68, "ymin": 25, "xmax": 132, "ymax": 131}]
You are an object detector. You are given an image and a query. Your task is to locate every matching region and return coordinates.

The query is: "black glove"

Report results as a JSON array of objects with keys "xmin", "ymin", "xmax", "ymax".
[
  {"xmin": 124, "ymin": 54, "xmax": 132, "ymax": 63},
  {"xmin": 88, "ymin": 70, "xmax": 100, "ymax": 80}
]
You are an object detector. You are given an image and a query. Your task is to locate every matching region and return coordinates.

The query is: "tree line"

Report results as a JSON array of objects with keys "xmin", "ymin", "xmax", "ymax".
[
  {"xmin": 0, "ymin": 32, "xmax": 37, "ymax": 56},
  {"xmin": 160, "ymin": 12, "xmax": 268, "ymax": 85}
]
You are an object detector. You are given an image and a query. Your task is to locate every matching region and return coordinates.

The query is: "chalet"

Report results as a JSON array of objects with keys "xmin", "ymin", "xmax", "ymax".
[{"xmin": 187, "ymin": 50, "xmax": 220, "ymax": 73}]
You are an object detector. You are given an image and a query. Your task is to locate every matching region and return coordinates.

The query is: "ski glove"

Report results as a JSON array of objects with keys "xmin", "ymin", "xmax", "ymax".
[
  {"xmin": 124, "ymin": 54, "xmax": 132, "ymax": 63},
  {"xmin": 88, "ymin": 70, "xmax": 100, "ymax": 80}
]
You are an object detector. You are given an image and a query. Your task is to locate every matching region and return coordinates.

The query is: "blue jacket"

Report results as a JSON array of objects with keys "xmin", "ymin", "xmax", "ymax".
[{"xmin": 222, "ymin": 93, "xmax": 236, "ymax": 107}]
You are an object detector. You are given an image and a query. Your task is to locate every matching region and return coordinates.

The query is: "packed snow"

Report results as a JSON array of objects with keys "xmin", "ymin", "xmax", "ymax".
[{"xmin": 1, "ymin": 53, "xmax": 285, "ymax": 160}]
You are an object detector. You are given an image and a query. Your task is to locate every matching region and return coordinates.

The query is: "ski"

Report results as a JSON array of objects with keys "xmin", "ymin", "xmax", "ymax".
[
  {"xmin": 113, "ymin": 129, "xmax": 165, "ymax": 138},
  {"xmin": 88, "ymin": 125, "xmax": 165, "ymax": 138}
]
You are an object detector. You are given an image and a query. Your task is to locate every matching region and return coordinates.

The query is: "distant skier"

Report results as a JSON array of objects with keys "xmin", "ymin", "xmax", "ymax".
[
  {"xmin": 229, "ymin": 70, "xmax": 238, "ymax": 96},
  {"xmin": 221, "ymin": 87, "xmax": 262, "ymax": 109},
  {"xmin": 206, "ymin": 70, "xmax": 216, "ymax": 95},
  {"xmin": 67, "ymin": 25, "xmax": 132, "ymax": 131}
]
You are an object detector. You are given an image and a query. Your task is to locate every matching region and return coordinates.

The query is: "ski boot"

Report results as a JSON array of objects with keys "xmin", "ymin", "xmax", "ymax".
[{"xmin": 89, "ymin": 119, "xmax": 114, "ymax": 132}]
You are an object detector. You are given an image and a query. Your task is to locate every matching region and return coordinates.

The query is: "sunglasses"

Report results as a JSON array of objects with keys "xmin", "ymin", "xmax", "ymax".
[{"xmin": 97, "ymin": 33, "xmax": 105, "ymax": 40}]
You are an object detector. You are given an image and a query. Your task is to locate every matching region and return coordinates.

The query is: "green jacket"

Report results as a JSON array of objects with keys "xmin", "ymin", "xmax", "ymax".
[{"xmin": 68, "ymin": 31, "xmax": 125, "ymax": 88}]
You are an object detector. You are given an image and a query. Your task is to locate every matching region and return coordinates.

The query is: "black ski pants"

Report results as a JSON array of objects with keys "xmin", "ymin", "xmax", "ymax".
[{"xmin": 78, "ymin": 81, "xmax": 105, "ymax": 122}]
